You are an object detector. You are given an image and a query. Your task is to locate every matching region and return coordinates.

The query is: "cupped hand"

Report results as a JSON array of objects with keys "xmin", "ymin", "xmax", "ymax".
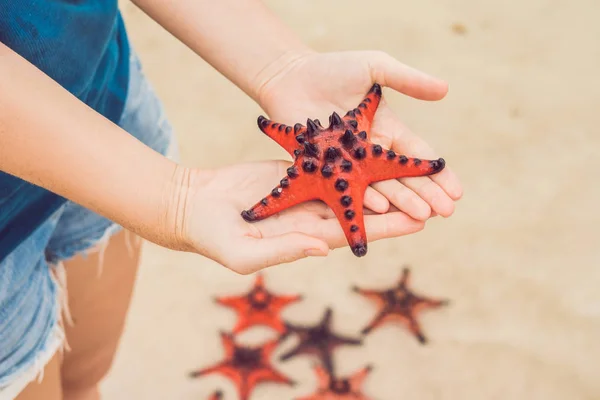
[
  {"xmin": 181, "ymin": 161, "xmax": 426, "ymax": 274},
  {"xmin": 256, "ymin": 50, "xmax": 463, "ymax": 221}
]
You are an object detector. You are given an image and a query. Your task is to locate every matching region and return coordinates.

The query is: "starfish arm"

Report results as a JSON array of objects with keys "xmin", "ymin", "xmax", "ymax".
[
  {"xmin": 280, "ymin": 341, "xmax": 324, "ymax": 364},
  {"xmin": 349, "ymin": 365, "xmax": 373, "ymax": 392},
  {"xmin": 321, "ymin": 307, "xmax": 333, "ymax": 326},
  {"xmin": 237, "ymin": 375, "xmax": 250, "ymax": 400},
  {"xmin": 241, "ymin": 172, "xmax": 318, "ymax": 222},
  {"xmin": 414, "ymin": 297, "xmax": 450, "ymax": 312},
  {"xmin": 261, "ymin": 339, "xmax": 280, "ymax": 357},
  {"xmin": 278, "ymin": 343, "xmax": 305, "ymax": 362},
  {"xmin": 213, "ymin": 279, "xmax": 257, "ymax": 327},
  {"xmin": 253, "ymin": 272, "xmax": 266, "ymax": 287},
  {"xmin": 209, "ymin": 390, "xmax": 223, "ymax": 400},
  {"xmin": 248, "ymin": 368, "xmax": 295, "ymax": 389},
  {"xmin": 257, "ymin": 116, "xmax": 305, "ymax": 156},
  {"xmin": 364, "ymin": 150, "xmax": 446, "ymax": 184},
  {"xmin": 361, "ymin": 309, "xmax": 390, "ymax": 335},
  {"xmin": 231, "ymin": 316, "xmax": 254, "ymax": 334},
  {"xmin": 323, "ymin": 183, "xmax": 369, "ymax": 257},
  {"xmin": 330, "ymin": 333, "xmax": 363, "ymax": 347},
  {"xmin": 220, "ymin": 332, "xmax": 236, "ymax": 356},
  {"xmin": 271, "ymin": 293, "xmax": 303, "ymax": 309},
  {"xmin": 323, "ymin": 334, "xmax": 363, "ymax": 375},
  {"xmin": 278, "ymin": 321, "xmax": 303, "ymax": 342},
  {"xmin": 317, "ymin": 344, "xmax": 336, "ymax": 376},
  {"xmin": 408, "ymin": 317, "xmax": 427, "ymax": 344},
  {"xmin": 352, "ymin": 286, "xmax": 388, "ymax": 306},
  {"xmin": 399, "ymin": 267, "xmax": 411, "ymax": 287},
  {"xmin": 189, "ymin": 362, "xmax": 233, "ymax": 379},
  {"xmin": 312, "ymin": 363, "xmax": 332, "ymax": 389},
  {"xmin": 214, "ymin": 295, "xmax": 247, "ymax": 310},
  {"xmin": 343, "ymin": 84, "xmax": 383, "ymax": 136}
]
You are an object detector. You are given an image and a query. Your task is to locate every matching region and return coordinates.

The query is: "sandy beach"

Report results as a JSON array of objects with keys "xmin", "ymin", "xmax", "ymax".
[{"xmin": 101, "ymin": 0, "xmax": 600, "ymax": 398}]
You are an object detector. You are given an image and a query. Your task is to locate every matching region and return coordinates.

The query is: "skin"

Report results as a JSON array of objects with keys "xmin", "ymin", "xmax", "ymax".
[
  {"xmin": 0, "ymin": 0, "xmax": 462, "ymax": 273},
  {"xmin": 15, "ymin": 230, "xmax": 141, "ymax": 400},
  {"xmin": 4, "ymin": 0, "xmax": 463, "ymax": 398}
]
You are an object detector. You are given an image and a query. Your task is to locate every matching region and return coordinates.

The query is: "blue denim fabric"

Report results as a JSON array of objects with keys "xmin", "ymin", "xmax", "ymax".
[
  {"xmin": 0, "ymin": 2, "xmax": 131, "ymax": 261},
  {"xmin": 0, "ymin": 50, "xmax": 178, "ymax": 399}
]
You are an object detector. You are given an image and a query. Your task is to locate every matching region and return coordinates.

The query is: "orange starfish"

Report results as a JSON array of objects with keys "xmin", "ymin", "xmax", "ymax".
[
  {"xmin": 296, "ymin": 363, "xmax": 373, "ymax": 400},
  {"xmin": 208, "ymin": 390, "xmax": 223, "ymax": 400},
  {"xmin": 353, "ymin": 266, "xmax": 449, "ymax": 344},
  {"xmin": 189, "ymin": 332, "xmax": 294, "ymax": 400},
  {"xmin": 214, "ymin": 273, "xmax": 302, "ymax": 334},
  {"xmin": 241, "ymin": 83, "xmax": 446, "ymax": 257}
]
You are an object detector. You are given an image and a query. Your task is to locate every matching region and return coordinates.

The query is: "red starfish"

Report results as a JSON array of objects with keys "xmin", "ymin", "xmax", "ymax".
[
  {"xmin": 208, "ymin": 390, "xmax": 223, "ymax": 400},
  {"xmin": 189, "ymin": 332, "xmax": 294, "ymax": 400},
  {"xmin": 296, "ymin": 364, "xmax": 373, "ymax": 400},
  {"xmin": 353, "ymin": 266, "xmax": 449, "ymax": 344},
  {"xmin": 279, "ymin": 308, "xmax": 362, "ymax": 375},
  {"xmin": 241, "ymin": 83, "xmax": 446, "ymax": 257},
  {"xmin": 214, "ymin": 273, "xmax": 302, "ymax": 334}
]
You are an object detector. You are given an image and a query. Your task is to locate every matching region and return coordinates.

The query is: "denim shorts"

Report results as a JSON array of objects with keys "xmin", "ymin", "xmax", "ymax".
[{"xmin": 0, "ymin": 50, "xmax": 179, "ymax": 399}]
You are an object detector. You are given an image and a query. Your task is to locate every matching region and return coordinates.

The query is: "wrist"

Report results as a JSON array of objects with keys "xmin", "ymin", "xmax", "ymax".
[
  {"xmin": 251, "ymin": 47, "xmax": 316, "ymax": 111},
  {"xmin": 159, "ymin": 165, "xmax": 213, "ymax": 253}
]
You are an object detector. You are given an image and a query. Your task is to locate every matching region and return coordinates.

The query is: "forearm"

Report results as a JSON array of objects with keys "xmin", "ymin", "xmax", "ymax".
[
  {"xmin": 0, "ymin": 43, "xmax": 188, "ymax": 250},
  {"xmin": 130, "ymin": 0, "xmax": 313, "ymax": 103}
]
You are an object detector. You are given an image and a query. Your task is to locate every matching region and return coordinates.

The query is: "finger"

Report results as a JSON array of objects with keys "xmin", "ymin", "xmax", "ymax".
[
  {"xmin": 363, "ymin": 186, "xmax": 390, "ymax": 213},
  {"xmin": 398, "ymin": 176, "xmax": 455, "ymax": 217},
  {"xmin": 374, "ymin": 106, "xmax": 463, "ymax": 201},
  {"xmin": 369, "ymin": 51, "xmax": 448, "ymax": 101},
  {"xmin": 363, "ymin": 212, "xmax": 426, "ymax": 244},
  {"xmin": 228, "ymin": 233, "xmax": 329, "ymax": 274},
  {"xmin": 313, "ymin": 211, "xmax": 425, "ymax": 250},
  {"xmin": 371, "ymin": 179, "xmax": 431, "ymax": 221}
]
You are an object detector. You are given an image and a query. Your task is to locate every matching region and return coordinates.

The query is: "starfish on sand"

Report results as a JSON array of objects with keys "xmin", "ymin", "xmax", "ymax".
[
  {"xmin": 214, "ymin": 273, "xmax": 302, "ymax": 334},
  {"xmin": 279, "ymin": 308, "xmax": 362, "ymax": 375},
  {"xmin": 296, "ymin": 363, "xmax": 374, "ymax": 400},
  {"xmin": 353, "ymin": 266, "xmax": 449, "ymax": 344},
  {"xmin": 189, "ymin": 332, "xmax": 294, "ymax": 400}
]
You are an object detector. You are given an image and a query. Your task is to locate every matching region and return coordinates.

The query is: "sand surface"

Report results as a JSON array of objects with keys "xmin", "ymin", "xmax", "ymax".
[{"xmin": 101, "ymin": 1, "xmax": 600, "ymax": 399}]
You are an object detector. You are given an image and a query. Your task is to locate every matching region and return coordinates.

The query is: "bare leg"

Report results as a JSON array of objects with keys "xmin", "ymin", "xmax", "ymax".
[
  {"xmin": 14, "ymin": 353, "xmax": 63, "ymax": 400},
  {"xmin": 60, "ymin": 229, "xmax": 142, "ymax": 400}
]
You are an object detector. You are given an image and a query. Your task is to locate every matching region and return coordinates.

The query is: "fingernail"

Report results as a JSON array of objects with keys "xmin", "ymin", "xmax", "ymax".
[{"xmin": 305, "ymin": 249, "xmax": 327, "ymax": 257}]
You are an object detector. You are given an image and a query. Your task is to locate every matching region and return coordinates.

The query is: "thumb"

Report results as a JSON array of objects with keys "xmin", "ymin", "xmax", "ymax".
[
  {"xmin": 368, "ymin": 51, "xmax": 449, "ymax": 101},
  {"xmin": 236, "ymin": 232, "xmax": 329, "ymax": 273}
]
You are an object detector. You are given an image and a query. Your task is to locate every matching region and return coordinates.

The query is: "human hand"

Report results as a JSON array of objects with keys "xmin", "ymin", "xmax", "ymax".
[
  {"xmin": 256, "ymin": 51, "xmax": 463, "ymax": 221},
  {"xmin": 177, "ymin": 162, "xmax": 427, "ymax": 274}
]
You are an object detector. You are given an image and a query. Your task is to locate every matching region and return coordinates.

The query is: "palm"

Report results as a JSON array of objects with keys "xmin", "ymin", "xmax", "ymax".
[
  {"xmin": 261, "ymin": 52, "xmax": 373, "ymax": 124},
  {"xmin": 185, "ymin": 161, "xmax": 425, "ymax": 273},
  {"xmin": 258, "ymin": 51, "xmax": 463, "ymax": 221}
]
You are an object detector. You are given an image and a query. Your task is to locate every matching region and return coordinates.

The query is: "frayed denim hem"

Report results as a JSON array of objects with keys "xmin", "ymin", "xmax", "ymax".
[{"xmin": 0, "ymin": 264, "xmax": 67, "ymax": 400}]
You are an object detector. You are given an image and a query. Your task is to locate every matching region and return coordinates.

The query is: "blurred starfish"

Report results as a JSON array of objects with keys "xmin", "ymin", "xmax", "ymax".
[
  {"xmin": 208, "ymin": 390, "xmax": 223, "ymax": 400},
  {"xmin": 214, "ymin": 273, "xmax": 302, "ymax": 334},
  {"xmin": 296, "ymin": 363, "xmax": 373, "ymax": 400},
  {"xmin": 354, "ymin": 266, "xmax": 449, "ymax": 344},
  {"xmin": 279, "ymin": 307, "xmax": 362, "ymax": 375},
  {"xmin": 189, "ymin": 332, "xmax": 294, "ymax": 400}
]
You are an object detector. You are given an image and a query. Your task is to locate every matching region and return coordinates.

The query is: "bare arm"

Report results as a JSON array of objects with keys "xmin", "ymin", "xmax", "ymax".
[
  {"xmin": 130, "ymin": 0, "xmax": 313, "ymax": 103},
  {"xmin": 0, "ymin": 43, "xmax": 187, "ymax": 251}
]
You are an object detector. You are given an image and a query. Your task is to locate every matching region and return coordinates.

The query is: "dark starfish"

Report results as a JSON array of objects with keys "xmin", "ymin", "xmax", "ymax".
[
  {"xmin": 279, "ymin": 308, "xmax": 362, "ymax": 375},
  {"xmin": 189, "ymin": 332, "xmax": 294, "ymax": 400},
  {"xmin": 209, "ymin": 390, "xmax": 223, "ymax": 400},
  {"xmin": 296, "ymin": 363, "xmax": 374, "ymax": 400},
  {"xmin": 353, "ymin": 266, "xmax": 449, "ymax": 344},
  {"xmin": 214, "ymin": 273, "xmax": 302, "ymax": 334},
  {"xmin": 241, "ymin": 83, "xmax": 447, "ymax": 257}
]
